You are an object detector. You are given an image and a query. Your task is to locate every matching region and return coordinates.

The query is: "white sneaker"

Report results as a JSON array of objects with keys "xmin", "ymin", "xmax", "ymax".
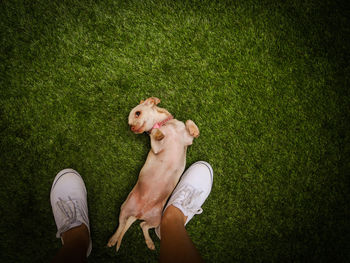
[
  {"xmin": 50, "ymin": 169, "xmax": 92, "ymax": 256},
  {"xmin": 155, "ymin": 161, "xmax": 213, "ymax": 239}
]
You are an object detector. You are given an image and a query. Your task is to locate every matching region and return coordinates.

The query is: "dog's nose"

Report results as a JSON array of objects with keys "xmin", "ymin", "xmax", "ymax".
[{"xmin": 130, "ymin": 125, "xmax": 136, "ymax": 131}]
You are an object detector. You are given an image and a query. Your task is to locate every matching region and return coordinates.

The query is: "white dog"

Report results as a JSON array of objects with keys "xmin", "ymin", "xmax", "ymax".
[{"xmin": 107, "ymin": 97, "xmax": 199, "ymax": 251}]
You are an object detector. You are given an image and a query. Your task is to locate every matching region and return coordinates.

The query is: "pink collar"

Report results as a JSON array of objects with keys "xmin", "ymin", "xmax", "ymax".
[{"xmin": 150, "ymin": 115, "xmax": 173, "ymax": 132}]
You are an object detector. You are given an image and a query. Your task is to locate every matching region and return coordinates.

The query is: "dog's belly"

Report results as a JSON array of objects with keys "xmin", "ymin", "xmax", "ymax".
[
  {"xmin": 121, "ymin": 122, "xmax": 189, "ymax": 227},
  {"xmin": 127, "ymin": 154, "xmax": 186, "ymax": 226},
  {"xmin": 122, "ymin": 182, "xmax": 175, "ymax": 227},
  {"xmin": 138, "ymin": 200, "xmax": 164, "ymax": 226}
]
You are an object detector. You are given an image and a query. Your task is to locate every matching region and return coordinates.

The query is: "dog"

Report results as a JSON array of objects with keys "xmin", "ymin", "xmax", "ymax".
[{"xmin": 107, "ymin": 97, "xmax": 199, "ymax": 251}]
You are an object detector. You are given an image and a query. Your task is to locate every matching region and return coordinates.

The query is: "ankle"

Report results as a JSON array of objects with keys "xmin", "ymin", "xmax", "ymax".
[
  {"xmin": 61, "ymin": 224, "xmax": 90, "ymax": 248},
  {"xmin": 162, "ymin": 205, "xmax": 188, "ymax": 225}
]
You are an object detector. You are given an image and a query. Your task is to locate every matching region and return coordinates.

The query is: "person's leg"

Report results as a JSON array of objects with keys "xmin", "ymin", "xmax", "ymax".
[
  {"xmin": 50, "ymin": 169, "xmax": 92, "ymax": 263},
  {"xmin": 159, "ymin": 161, "xmax": 213, "ymax": 263},
  {"xmin": 160, "ymin": 205, "xmax": 204, "ymax": 263},
  {"xmin": 51, "ymin": 224, "xmax": 89, "ymax": 263}
]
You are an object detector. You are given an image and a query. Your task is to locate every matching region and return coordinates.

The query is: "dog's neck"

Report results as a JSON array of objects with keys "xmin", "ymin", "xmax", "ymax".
[
  {"xmin": 149, "ymin": 109, "xmax": 173, "ymax": 133},
  {"xmin": 152, "ymin": 115, "xmax": 173, "ymax": 130}
]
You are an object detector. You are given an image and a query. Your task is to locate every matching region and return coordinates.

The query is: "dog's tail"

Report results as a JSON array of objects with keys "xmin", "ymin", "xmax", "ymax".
[{"xmin": 107, "ymin": 216, "xmax": 137, "ymax": 252}]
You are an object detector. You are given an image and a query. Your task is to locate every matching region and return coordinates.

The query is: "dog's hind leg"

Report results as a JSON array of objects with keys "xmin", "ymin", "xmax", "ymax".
[
  {"xmin": 140, "ymin": 222, "xmax": 155, "ymax": 250},
  {"xmin": 107, "ymin": 216, "xmax": 137, "ymax": 251}
]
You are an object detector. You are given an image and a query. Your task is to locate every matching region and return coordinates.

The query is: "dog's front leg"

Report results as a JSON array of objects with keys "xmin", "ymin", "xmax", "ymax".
[
  {"xmin": 150, "ymin": 129, "xmax": 165, "ymax": 154},
  {"xmin": 186, "ymin": 120, "xmax": 199, "ymax": 138}
]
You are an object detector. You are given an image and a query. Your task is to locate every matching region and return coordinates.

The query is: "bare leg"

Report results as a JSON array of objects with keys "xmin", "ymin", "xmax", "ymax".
[
  {"xmin": 51, "ymin": 224, "xmax": 89, "ymax": 263},
  {"xmin": 159, "ymin": 205, "xmax": 204, "ymax": 263}
]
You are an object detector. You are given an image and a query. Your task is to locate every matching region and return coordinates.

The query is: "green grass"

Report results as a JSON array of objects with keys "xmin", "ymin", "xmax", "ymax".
[{"xmin": 1, "ymin": 0, "xmax": 349, "ymax": 262}]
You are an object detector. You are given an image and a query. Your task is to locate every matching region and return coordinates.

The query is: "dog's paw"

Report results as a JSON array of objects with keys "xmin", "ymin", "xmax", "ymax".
[
  {"xmin": 152, "ymin": 129, "xmax": 165, "ymax": 141},
  {"xmin": 186, "ymin": 120, "xmax": 200, "ymax": 138},
  {"xmin": 107, "ymin": 236, "xmax": 117, "ymax": 247},
  {"xmin": 146, "ymin": 240, "xmax": 155, "ymax": 250}
]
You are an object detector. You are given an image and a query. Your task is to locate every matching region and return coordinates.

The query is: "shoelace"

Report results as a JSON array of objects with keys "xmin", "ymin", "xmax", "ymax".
[
  {"xmin": 56, "ymin": 197, "xmax": 87, "ymax": 236},
  {"xmin": 172, "ymin": 185, "xmax": 204, "ymax": 215}
]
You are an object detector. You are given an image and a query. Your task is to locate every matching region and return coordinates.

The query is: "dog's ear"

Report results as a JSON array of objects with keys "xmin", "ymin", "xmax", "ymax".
[{"xmin": 143, "ymin": 97, "xmax": 161, "ymax": 106}]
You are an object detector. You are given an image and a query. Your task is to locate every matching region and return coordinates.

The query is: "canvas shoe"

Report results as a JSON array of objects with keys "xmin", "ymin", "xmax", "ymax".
[
  {"xmin": 155, "ymin": 161, "xmax": 213, "ymax": 239},
  {"xmin": 50, "ymin": 169, "xmax": 92, "ymax": 256}
]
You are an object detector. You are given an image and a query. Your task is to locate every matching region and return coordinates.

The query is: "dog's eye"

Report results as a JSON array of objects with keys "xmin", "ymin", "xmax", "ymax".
[{"xmin": 135, "ymin": 111, "xmax": 141, "ymax": 117}]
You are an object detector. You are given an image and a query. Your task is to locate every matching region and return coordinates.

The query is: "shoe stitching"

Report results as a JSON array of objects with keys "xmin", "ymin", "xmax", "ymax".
[
  {"xmin": 172, "ymin": 184, "xmax": 204, "ymax": 216},
  {"xmin": 56, "ymin": 196, "xmax": 79, "ymax": 236}
]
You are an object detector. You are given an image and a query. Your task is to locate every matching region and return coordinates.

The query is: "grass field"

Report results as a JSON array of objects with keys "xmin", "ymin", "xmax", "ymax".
[{"xmin": 1, "ymin": 0, "xmax": 350, "ymax": 262}]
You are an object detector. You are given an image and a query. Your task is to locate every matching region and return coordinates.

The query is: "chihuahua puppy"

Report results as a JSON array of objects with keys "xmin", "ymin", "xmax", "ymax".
[{"xmin": 107, "ymin": 97, "xmax": 199, "ymax": 251}]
